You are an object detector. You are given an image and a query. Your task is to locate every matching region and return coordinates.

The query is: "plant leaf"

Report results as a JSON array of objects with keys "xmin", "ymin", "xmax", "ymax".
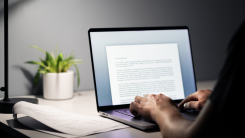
[
  {"xmin": 72, "ymin": 59, "xmax": 82, "ymax": 61},
  {"xmin": 39, "ymin": 57, "xmax": 47, "ymax": 66},
  {"xmin": 51, "ymin": 52, "xmax": 55, "ymax": 61},
  {"xmin": 74, "ymin": 64, "xmax": 80, "ymax": 88},
  {"xmin": 45, "ymin": 52, "xmax": 52, "ymax": 61},
  {"xmin": 26, "ymin": 61, "xmax": 47, "ymax": 68},
  {"xmin": 59, "ymin": 52, "xmax": 63, "ymax": 60},
  {"xmin": 56, "ymin": 54, "xmax": 62, "ymax": 73},
  {"xmin": 38, "ymin": 70, "xmax": 46, "ymax": 74},
  {"xmin": 30, "ymin": 45, "xmax": 45, "ymax": 53}
]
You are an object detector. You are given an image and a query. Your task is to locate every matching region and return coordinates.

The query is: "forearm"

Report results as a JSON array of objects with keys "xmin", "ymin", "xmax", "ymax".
[{"xmin": 154, "ymin": 109, "xmax": 193, "ymax": 138}]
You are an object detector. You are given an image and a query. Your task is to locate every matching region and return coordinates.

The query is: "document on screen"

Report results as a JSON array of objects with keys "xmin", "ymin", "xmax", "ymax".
[{"xmin": 106, "ymin": 43, "xmax": 185, "ymax": 105}]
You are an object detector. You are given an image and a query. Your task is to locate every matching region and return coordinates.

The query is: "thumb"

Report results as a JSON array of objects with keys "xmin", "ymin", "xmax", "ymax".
[{"xmin": 183, "ymin": 101, "xmax": 200, "ymax": 110}]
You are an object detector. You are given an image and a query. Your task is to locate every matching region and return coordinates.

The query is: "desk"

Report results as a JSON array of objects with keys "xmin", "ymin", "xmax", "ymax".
[{"xmin": 0, "ymin": 80, "xmax": 216, "ymax": 138}]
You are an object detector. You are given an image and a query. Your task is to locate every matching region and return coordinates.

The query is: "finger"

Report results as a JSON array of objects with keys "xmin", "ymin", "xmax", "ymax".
[
  {"xmin": 183, "ymin": 101, "xmax": 201, "ymax": 111},
  {"xmin": 178, "ymin": 93, "xmax": 198, "ymax": 109},
  {"xmin": 157, "ymin": 94, "xmax": 178, "ymax": 107},
  {"xmin": 143, "ymin": 94, "xmax": 149, "ymax": 98},
  {"xmin": 135, "ymin": 96, "xmax": 143, "ymax": 103},
  {"xmin": 158, "ymin": 93, "xmax": 170, "ymax": 99},
  {"xmin": 150, "ymin": 94, "xmax": 156, "ymax": 98},
  {"xmin": 152, "ymin": 94, "xmax": 159, "ymax": 99},
  {"xmin": 129, "ymin": 102, "xmax": 142, "ymax": 117},
  {"xmin": 147, "ymin": 94, "xmax": 157, "ymax": 100}
]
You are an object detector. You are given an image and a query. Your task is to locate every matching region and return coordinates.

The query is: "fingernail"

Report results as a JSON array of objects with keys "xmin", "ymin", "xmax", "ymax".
[
  {"xmin": 184, "ymin": 103, "xmax": 187, "ymax": 108},
  {"xmin": 143, "ymin": 94, "xmax": 149, "ymax": 98}
]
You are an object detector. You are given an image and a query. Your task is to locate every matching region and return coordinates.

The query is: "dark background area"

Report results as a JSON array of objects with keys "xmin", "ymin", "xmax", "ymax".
[{"xmin": 0, "ymin": 0, "xmax": 245, "ymax": 97}]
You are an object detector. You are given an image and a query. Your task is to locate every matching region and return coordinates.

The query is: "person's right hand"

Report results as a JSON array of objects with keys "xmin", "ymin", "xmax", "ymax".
[{"xmin": 178, "ymin": 89, "xmax": 212, "ymax": 111}]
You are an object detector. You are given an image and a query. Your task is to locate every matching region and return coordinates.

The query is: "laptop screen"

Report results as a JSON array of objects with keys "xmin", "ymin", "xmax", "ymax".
[{"xmin": 88, "ymin": 27, "xmax": 196, "ymax": 107}]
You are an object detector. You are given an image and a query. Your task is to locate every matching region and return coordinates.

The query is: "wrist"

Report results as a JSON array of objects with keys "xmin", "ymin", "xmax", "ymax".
[
  {"xmin": 154, "ymin": 108, "xmax": 181, "ymax": 125},
  {"xmin": 154, "ymin": 108, "xmax": 190, "ymax": 138},
  {"xmin": 150, "ymin": 108, "xmax": 160, "ymax": 122}
]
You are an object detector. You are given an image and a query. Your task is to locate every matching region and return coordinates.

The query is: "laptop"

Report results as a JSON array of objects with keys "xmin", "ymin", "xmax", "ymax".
[{"xmin": 88, "ymin": 26, "xmax": 198, "ymax": 130}]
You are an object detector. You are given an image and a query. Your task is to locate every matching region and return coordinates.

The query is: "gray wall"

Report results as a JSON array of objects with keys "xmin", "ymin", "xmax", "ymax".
[{"xmin": 1, "ymin": 0, "xmax": 245, "ymax": 97}]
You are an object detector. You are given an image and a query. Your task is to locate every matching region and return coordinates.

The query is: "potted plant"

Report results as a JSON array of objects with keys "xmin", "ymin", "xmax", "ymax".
[{"xmin": 26, "ymin": 46, "xmax": 82, "ymax": 100}]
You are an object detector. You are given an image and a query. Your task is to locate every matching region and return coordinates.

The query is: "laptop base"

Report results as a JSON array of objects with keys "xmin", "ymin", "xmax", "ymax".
[{"xmin": 100, "ymin": 109, "xmax": 198, "ymax": 130}]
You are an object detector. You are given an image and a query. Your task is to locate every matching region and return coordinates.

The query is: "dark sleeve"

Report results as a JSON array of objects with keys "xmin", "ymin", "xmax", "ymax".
[
  {"xmin": 207, "ymin": 22, "xmax": 245, "ymax": 138},
  {"xmin": 209, "ymin": 21, "xmax": 245, "ymax": 113}
]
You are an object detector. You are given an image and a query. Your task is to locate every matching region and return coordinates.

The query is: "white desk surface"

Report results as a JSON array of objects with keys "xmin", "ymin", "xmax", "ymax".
[{"xmin": 0, "ymin": 80, "xmax": 216, "ymax": 138}]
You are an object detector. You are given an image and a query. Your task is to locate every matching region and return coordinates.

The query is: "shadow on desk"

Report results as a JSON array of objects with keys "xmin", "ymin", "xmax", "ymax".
[
  {"xmin": 7, "ymin": 118, "xmax": 32, "ymax": 130},
  {"xmin": 7, "ymin": 116, "xmax": 63, "ymax": 133}
]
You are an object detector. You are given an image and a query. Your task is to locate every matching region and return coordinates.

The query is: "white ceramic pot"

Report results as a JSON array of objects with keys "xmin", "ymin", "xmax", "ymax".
[{"xmin": 43, "ymin": 70, "xmax": 74, "ymax": 100}]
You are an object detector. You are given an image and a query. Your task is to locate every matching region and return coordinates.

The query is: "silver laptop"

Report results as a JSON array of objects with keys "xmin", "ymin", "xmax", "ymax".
[{"xmin": 88, "ymin": 27, "xmax": 198, "ymax": 130}]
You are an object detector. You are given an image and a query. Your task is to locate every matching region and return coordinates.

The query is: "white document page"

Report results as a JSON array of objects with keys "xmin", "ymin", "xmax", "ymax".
[
  {"xmin": 106, "ymin": 43, "xmax": 185, "ymax": 105},
  {"xmin": 13, "ymin": 102, "xmax": 129, "ymax": 137}
]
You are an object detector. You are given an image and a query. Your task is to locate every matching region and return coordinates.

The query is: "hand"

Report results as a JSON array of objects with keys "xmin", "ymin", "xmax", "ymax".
[
  {"xmin": 129, "ymin": 93, "xmax": 179, "ymax": 122},
  {"xmin": 178, "ymin": 89, "xmax": 212, "ymax": 111}
]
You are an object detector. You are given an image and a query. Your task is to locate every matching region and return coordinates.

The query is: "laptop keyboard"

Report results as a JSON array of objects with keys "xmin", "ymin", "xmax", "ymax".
[
  {"xmin": 116, "ymin": 108, "xmax": 198, "ymax": 118},
  {"xmin": 179, "ymin": 108, "xmax": 199, "ymax": 112},
  {"xmin": 115, "ymin": 109, "xmax": 153, "ymax": 123},
  {"xmin": 115, "ymin": 109, "xmax": 135, "ymax": 117}
]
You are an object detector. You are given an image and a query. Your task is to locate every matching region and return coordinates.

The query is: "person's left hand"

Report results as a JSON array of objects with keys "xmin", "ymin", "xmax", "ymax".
[{"xmin": 129, "ymin": 93, "xmax": 179, "ymax": 122}]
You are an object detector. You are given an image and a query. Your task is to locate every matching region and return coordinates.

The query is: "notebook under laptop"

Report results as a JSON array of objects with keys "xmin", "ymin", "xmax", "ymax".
[{"xmin": 88, "ymin": 26, "xmax": 198, "ymax": 130}]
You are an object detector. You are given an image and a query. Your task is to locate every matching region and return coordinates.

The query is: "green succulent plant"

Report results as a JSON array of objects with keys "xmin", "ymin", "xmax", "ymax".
[{"xmin": 26, "ymin": 45, "xmax": 82, "ymax": 88}]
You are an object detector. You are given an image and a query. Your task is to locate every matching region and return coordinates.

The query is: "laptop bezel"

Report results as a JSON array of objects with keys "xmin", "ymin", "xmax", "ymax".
[{"xmin": 88, "ymin": 26, "xmax": 197, "ymax": 112}]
